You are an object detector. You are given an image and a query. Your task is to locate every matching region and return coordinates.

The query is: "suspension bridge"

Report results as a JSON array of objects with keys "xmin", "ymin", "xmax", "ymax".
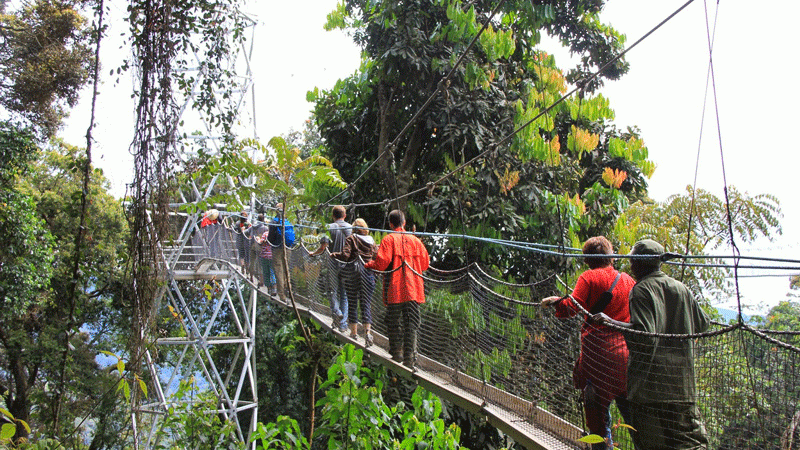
[
  {"xmin": 122, "ymin": 1, "xmax": 800, "ymax": 447},
  {"xmin": 134, "ymin": 211, "xmax": 800, "ymax": 449}
]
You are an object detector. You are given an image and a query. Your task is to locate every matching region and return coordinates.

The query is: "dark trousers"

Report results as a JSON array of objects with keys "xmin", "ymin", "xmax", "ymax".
[
  {"xmin": 583, "ymin": 381, "xmax": 632, "ymax": 450},
  {"xmin": 385, "ymin": 301, "xmax": 420, "ymax": 365},
  {"xmin": 347, "ymin": 266, "xmax": 374, "ymax": 325},
  {"xmin": 628, "ymin": 401, "xmax": 708, "ymax": 450}
]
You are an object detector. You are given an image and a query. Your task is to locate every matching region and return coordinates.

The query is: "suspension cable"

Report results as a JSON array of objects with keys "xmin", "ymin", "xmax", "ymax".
[{"xmin": 680, "ymin": 0, "xmax": 719, "ymax": 282}]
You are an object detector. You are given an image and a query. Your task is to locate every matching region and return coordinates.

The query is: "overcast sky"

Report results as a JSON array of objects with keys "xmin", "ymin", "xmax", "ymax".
[{"xmin": 62, "ymin": 0, "xmax": 799, "ymax": 313}]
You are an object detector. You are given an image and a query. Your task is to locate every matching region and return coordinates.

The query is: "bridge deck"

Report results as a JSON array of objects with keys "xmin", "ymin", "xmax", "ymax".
[{"xmin": 205, "ymin": 264, "xmax": 588, "ymax": 450}]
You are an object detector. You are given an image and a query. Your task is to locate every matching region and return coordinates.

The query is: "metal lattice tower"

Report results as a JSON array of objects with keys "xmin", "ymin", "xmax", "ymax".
[{"xmin": 133, "ymin": 10, "xmax": 260, "ymax": 448}]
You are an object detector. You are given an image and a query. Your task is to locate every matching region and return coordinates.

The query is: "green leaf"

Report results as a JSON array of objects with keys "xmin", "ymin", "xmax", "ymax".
[
  {"xmin": 100, "ymin": 350, "xmax": 118, "ymax": 359},
  {"xmin": 138, "ymin": 376, "xmax": 148, "ymax": 398},
  {"xmin": 0, "ymin": 423, "xmax": 15, "ymax": 440},
  {"xmin": 0, "ymin": 409, "xmax": 13, "ymax": 421},
  {"xmin": 17, "ymin": 419, "xmax": 30, "ymax": 435},
  {"xmin": 578, "ymin": 434, "xmax": 606, "ymax": 444}
]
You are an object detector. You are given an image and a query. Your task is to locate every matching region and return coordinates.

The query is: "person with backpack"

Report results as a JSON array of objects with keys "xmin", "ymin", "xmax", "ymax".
[
  {"xmin": 541, "ymin": 236, "xmax": 635, "ymax": 450},
  {"xmin": 267, "ymin": 203, "xmax": 295, "ymax": 303},
  {"xmin": 310, "ymin": 205, "xmax": 352, "ymax": 332},
  {"xmin": 330, "ymin": 218, "xmax": 378, "ymax": 346}
]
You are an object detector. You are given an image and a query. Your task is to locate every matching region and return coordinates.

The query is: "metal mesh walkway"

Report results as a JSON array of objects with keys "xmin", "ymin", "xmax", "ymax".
[{"xmin": 147, "ymin": 216, "xmax": 800, "ymax": 450}]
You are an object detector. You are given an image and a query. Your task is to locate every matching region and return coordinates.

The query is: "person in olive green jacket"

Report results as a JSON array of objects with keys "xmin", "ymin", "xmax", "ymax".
[{"xmin": 593, "ymin": 239, "xmax": 710, "ymax": 450}]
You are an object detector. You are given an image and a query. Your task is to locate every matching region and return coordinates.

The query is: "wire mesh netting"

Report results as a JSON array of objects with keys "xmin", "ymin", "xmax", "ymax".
[
  {"xmin": 154, "ymin": 213, "xmax": 800, "ymax": 450},
  {"xmin": 291, "ymin": 234, "xmax": 800, "ymax": 450}
]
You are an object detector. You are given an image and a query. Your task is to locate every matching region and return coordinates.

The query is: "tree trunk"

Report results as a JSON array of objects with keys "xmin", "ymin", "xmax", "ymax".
[
  {"xmin": 306, "ymin": 359, "xmax": 319, "ymax": 446},
  {"xmin": 376, "ymin": 81, "xmax": 400, "ymax": 209},
  {"xmin": 395, "ymin": 121, "xmax": 427, "ymax": 212},
  {"xmin": 9, "ymin": 350, "xmax": 31, "ymax": 440}
]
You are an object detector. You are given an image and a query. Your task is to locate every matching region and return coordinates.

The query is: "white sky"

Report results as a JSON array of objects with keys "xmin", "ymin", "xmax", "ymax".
[{"xmin": 61, "ymin": 0, "xmax": 799, "ymax": 314}]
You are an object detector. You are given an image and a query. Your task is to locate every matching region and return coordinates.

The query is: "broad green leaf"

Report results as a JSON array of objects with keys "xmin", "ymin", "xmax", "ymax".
[
  {"xmin": 578, "ymin": 434, "xmax": 606, "ymax": 444},
  {"xmin": 0, "ymin": 423, "xmax": 15, "ymax": 440}
]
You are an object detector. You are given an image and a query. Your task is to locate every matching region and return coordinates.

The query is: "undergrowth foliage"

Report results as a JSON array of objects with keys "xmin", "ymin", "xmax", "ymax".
[{"xmin": 252, "ymin": 344, "xmax": 466, "ymax": 450}]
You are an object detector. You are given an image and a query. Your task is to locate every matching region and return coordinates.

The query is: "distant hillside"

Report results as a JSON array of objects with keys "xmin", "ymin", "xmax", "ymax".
[{"xmin": 716, "ymin": 307, "xmax": 752, "ymax": 323}]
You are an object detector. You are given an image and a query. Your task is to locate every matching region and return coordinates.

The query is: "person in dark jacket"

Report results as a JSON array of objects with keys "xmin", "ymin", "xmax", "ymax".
[
  {"xmin": 594, "ymin": 239, "xmax": 710, "ymax": 450},
  {"xmin": 330, "ymin": 218, "xmax": 378, "ymax": 346}
]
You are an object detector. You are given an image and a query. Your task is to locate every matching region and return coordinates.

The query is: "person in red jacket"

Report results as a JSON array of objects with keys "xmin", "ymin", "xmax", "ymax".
[
  {"xmin": 365, "ymin": 210, "xmax": 429, "ymax": 367},
  {"xmin": 541, "ymin": 236, "xmax": 634, "ymax": 450}
]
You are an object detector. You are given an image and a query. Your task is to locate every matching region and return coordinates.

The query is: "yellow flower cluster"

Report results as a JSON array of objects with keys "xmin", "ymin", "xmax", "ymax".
[
  {"xmin": 568, "ymin": 125, "xmax": 599, "ymax": 156},
  {"xmin": 602, "ymin": 167, "xmax": 628, "ymax": 189}
]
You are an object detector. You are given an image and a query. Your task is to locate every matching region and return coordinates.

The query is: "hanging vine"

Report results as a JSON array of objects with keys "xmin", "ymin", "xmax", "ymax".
[{"xmin": 125, "ymin": 0, "xmax": 250, "ymax": 421}]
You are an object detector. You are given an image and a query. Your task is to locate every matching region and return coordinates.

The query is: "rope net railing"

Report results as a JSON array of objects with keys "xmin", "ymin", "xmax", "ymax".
[{"xmin": 160, "ymin": 213, "xmax": 800, "ymax": 450}]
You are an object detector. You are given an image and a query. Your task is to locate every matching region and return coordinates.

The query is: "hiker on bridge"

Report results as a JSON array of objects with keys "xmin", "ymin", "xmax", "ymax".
[
  {"xmin": 227, "ymin": 211, "xmax": 253, "ymax": 280},
  {"xmin": 200, "ymin": 209, "xmax": 222, "ymax": 258},
  {"xmin": 249, "ymin": 214, "xmax": 269, "ymax": 287},
  {"xmin": 365, "ymin": 210, "xmax": 429, "ymax": 368},
  {"xmin": 593, "ymin": 239, "xmax": 710, "ymax": 450},
  {"xmin": 330, "ymin": 218, "xmax": 378, "ymax": 347},
  {"xmin": 254, "ymin": 223, "xmax": 277, "ymax": 295},
  {"xmin": 542, "ymin": 236, "xmax": 635, "ymax": 450},
  {"xmin": 310, "ymin": 205, "xmax": 352, "ymax": 333},
  {"xmin": 267, "ymin": 204, "xmax": 294, "ymax": 303}
]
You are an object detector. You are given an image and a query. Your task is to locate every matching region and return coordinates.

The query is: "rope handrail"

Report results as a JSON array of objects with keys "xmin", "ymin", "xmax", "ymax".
[
  {"xmin": 220, "ymin": 213, "xmax": 800, "ymax": 268},
  {"xmin": 559, "ymin": 291, "xmax": 744, "ymax": 340},
  {"xmin": 742, "ymin": 323, "xmax": 800, "ymax": 354},
  {"xmin": 158, "ymin": 222, "xmax": 800, "ymax": 450}
]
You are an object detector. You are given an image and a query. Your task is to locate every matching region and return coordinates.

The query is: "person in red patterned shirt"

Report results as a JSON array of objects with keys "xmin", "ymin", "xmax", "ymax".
[{"xmin": 542, "ymin": 236, "xmax": 635, "ymax": 450}]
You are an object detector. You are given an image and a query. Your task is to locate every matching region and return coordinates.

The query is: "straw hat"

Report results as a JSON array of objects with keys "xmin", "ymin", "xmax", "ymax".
[{"xmin": 207, "ymin": 209, "xmax": 219, "ymax": 221}]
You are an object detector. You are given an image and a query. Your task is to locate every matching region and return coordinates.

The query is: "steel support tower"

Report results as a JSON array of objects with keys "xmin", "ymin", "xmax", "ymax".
[{"xmin": 133, "ymin": 10, "xmax": 260, "ymax": 449}]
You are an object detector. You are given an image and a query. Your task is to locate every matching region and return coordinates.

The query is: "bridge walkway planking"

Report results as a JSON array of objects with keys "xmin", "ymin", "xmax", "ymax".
[{"xmin": 211, "ymin": 262, "xmax": 588, "ymax": 450}]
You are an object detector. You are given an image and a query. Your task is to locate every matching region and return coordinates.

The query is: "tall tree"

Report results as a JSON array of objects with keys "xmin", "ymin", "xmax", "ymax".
[
  {"xmin": 0, "ymin": 141, "xmax": 130, "ymax": 443},
  {"xmin": 0, "ymin": 0, "xmax": 95, "ymax": 138},
  {"xmin": 0, "ymin": 122, "xmax": 54, "ymax": 435},
  {"xmin": 614, "ymin": 186, "xmax": 782, "ymax": 302},
  {"xmin": 312, "ymin": 0, "xmax": 653, "ymax": 283}
]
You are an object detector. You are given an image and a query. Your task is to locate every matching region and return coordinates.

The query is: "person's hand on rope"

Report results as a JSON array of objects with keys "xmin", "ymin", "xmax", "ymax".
[
  {"xmin": 589, "ymin": 312, "xmax": 632, "ymax": 329},
  {"xmin": 588, "ymin": 312, "xmax": 611, "ymax": 324},
  {"xmin": 541, "ymin": 296, "xmax": 565, "ymax": 308}
]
